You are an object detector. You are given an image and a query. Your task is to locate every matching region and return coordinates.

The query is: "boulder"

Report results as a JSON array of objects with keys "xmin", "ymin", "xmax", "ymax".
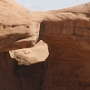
[{"xmin": 9, "ymin": 40, "xmax": 49, "ymax": 65}]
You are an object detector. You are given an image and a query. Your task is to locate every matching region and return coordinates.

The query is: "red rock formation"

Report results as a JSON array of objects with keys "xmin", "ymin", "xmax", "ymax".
[
  {"xmin": 0, "ymin": 0, "xmax": 44, "ymax": 52},
  {"xmin": 0, "ymin": 52, "xmax": 45, "ymax": 90},
  {"xmin": 0, "ymin": 0, "xmax": 90, "ymax": 90},
  {"xmin": 40, "ymin": 2, "xmax": 90, "ymax": 90}
]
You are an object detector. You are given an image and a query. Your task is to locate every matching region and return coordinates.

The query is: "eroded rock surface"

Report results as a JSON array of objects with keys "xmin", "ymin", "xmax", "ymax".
[
  {"xmin": 9, "ymin": 40, "xmax": 49, "ymax": 65},
  {"xmin": 40, "ymin": 2, "xmax": 90, "ymax": 90},
  {"xmin": 0, "ymin": 0, "xmax": 90, "ymax": 90},
  {"xmin": 0, "ymin": 52, "xmax": 45, "ymax": 90},
  {"xmin": 0, "ymin": 0, "xmax": 44, "ymax": 52}
]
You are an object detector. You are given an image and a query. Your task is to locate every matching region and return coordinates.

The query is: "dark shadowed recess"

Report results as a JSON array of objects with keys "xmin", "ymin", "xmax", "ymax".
[{"xmin": 0, "ymin": 52, "xmax": 49, "ymax": 90}]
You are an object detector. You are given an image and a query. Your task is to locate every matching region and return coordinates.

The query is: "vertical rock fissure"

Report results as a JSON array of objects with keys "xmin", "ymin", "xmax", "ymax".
[
  {"xmin": 18, "ymin": 75, "xmax": 23, "ymax": 90},
  {"xmin": 3, "ymin": 52, "xmax": 8, "ymax": 66},
  {"xmin": 14, "ymin": 62, "xmax": 23, "ymax": 90},
  {"xmin": 39, "ymin": 63, "xmax": 45, "ymax": 90},
  {"xmin": 38, "ymin": 22, "xmax": 44, "ymax": 41}
]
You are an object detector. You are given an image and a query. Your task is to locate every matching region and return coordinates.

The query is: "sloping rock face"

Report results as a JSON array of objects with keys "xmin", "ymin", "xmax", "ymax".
[
  {"xmin": 0, "ymin": 0, "xmax": 44, "ymax": 52},
  {"xmin": 0, "ymin": 0, "xmax": 90, "ymax": 90}
]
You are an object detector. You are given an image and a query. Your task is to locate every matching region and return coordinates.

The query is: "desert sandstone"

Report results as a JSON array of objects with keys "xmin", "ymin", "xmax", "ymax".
[{"xmin": 0, "ymin": 0, "xmax": 90, "ymax": 90}]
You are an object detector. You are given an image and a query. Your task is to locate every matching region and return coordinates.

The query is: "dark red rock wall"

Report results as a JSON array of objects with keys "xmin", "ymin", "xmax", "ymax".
[
  {"xmin": 0, "ymin": 52, "xmax": 45, "ymax": 90},
  {"xmin": 1, "ymin": 20, "xmax": 90, "ymax": 90},
  {"xmin": 1, "ymin": 51, "xmax": 90, "ymax": 90},
  {"xmin": 40, "ymin": 21, "xmax": 90, "ymax": 90},
  {"xmin": 0, "ymin": 52, "xmax": 21, "ymax": 90}
]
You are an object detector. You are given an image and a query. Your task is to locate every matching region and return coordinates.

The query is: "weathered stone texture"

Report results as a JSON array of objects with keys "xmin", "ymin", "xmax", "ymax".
[{"xmin": 0, "ymin": 0, "xmax": 90, "ymax": 90}]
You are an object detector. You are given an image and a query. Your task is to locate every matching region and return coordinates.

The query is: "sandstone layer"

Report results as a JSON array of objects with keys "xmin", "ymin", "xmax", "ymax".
[
  {"xmin": 40, "ymin": 3, "xmax": 90, "ymax": 90},
  {"xmin": 0, "ymin": 0, "xmax": 44, "ymax": 52},
  {"xmin": 0, "ymin": 0, "xmax": 90, "ymax": 90}
]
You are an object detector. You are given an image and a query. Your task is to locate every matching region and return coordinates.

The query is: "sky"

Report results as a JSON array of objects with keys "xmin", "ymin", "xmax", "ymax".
[{"xmin": 16, "ymin": 0, "xmax": 90, "ymax": 11}]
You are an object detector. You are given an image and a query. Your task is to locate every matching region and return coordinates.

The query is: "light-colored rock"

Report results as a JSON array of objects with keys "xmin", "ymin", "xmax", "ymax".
[
  {"xmin": 0, "ymin": 0, "xmax": 44, "ymax": 52},
  {"xmin": 9, "ymin": 40, "xmax": 49, "ymax": 65}
]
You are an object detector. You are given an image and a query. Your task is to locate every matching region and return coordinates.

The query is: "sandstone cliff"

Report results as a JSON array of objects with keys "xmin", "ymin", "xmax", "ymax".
[
  {"xmin": 0, "ymin": 0, "xmax": 90, "ymax": 90},
  {"xmin": 0, "ymin": 0, "xmax": 44, "ymax": 52},
  {"xmin": 40, "ymin": 2, "xmax": 90, "ymax": 90}
]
